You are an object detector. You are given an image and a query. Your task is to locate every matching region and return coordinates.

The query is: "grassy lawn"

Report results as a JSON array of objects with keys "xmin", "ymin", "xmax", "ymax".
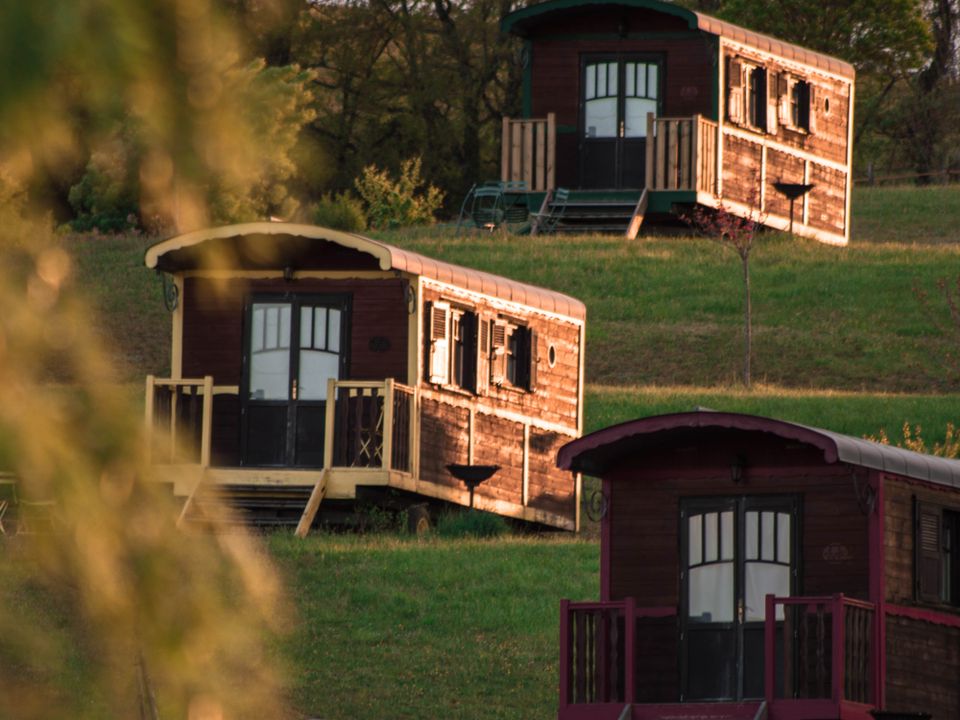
[
  {"xmin": 269, "ymin": 533, "xmax": 597, "ymax": 720},
  {"xmin": 48, "ymin": 184, "xmax": 960, "ymax": 717}
]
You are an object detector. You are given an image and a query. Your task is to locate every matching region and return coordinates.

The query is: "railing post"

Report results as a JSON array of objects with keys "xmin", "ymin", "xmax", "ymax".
[
  {"xmin": 382, "ymin": 379, "xmax": 394, "ymax": 471},
  {"xmin": 646, "ymin": 113, "xmax": 655, "ymax": 190},
  {"xmin": 833, "ymin": 594, "xmax": 846, "ymax": 704},
  {"xmin": 411, "ymin": 385, "xmax": 420, "ymax": 480},
  {"xmin": 324, "ymin": 379, "xmax": 337, "ymax": 469},
  {"xmin": 691, "ymin": 114, "xmax": 701, "ymax": 192},
  {"xmin": 169, "ymin": 385, "xmax": 179, "ymax": 461},
  {"xmin": 559, "ymin": 599, "xmax": 571, "ymax": 710},
  {"xmin": 546, "ymin": 112, "xmax": 556, "ymax": 191},
  {"xmin": 501, "ymin": 117, "xmax": 510, "ymax": 183},
  {"xmin": 200, "ymin": 375, "xmax": 213, "ymax": 468},
  {"xmin": 765, "ymin": 594, "xmax": 776, "ymax": 704},
  {"xmin": 624, "ymin": 596, "xmax": 636, "ymax": 704},
  {"xmin": 145, "ymin": 375, "xmax": 155, "ymax": 464}
]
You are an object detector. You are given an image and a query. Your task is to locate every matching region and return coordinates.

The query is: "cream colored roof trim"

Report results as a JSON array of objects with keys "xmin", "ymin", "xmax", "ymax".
[{"xmin": 145, "ymin": 222, "xmax": 587, "ymax": 321}]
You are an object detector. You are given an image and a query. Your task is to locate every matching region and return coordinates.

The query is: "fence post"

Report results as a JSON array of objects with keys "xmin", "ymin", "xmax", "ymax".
[
  {"xmin": 200, "ymin": 376, "xmax": 213, "ymax": 468},
  {"xmin": 624, "ymin": 596, "xmax": 636, "ymax": 704},
  {"xmin": 646, "ymin": 113, "xmax": 656, "ymax": 190},
  {"xmin": 324, "ymin": 379, "xmax": 337, "ymax": 469},
  {"xmin": 559, "ymin": 599, "xmax": 571, "ymax": 710},
  {"xmin": 765, "ymin": 594, "xmax": 776, "ymax": 704},
  {"xmin": 546, "ymin": 113, "xmax": 556, "ymax": 191},
  {"xmin": 145, "ymin": 375, "xmax": 155, "ymax": 464},
  {"xmin": 832, "ymin": 594, "xmax": 846, "ymax": 704},
  {"xmin": 382, "ymin": 379, "xmax": 394, "ymax": 471}
]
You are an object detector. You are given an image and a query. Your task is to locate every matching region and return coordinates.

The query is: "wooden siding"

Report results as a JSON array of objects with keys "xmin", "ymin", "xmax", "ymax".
[
  {"xmin": 418, "ymin": 397, "xmax": 471, "ymax": 490},
  {"xmin": 420, "ymin": 285, "xmax": 581, "ymax": 429},
  {"xmin": 528, "ymin": 428, "xmax": 577, "ymax": 517},
  {"xmin": 763, "ymin": 148, "xmax": 805, "ymax": 219},
  {"xmin": 885, "ymin": 615, "xmax": 960, "ymax": 718},
  {"xmin": 604, "ymin": 433, "xmax": 870, "ymax": 605},
  {"xmin": 721, "ymin": 134, "xmax": 763, "ymax": 202}
]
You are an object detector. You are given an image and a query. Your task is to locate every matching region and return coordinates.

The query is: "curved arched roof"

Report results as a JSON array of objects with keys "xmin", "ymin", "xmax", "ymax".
[
  {"xmin": 503, "ymin": 0, "xmax": 855, "ymax": 79},
  {"xmin": 558, "ymin": 411, "xmax": 960, "ymax": 487},
  {"xmin": 145, "ymin": 222, "xmax": 586, "ymax": 321}
]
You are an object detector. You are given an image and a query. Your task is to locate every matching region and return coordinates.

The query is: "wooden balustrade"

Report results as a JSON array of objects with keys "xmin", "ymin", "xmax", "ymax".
[
  {"xmin": 765, "ymin": 594, "xmax": 875, "ymax": 707},
  {"xmin": 328, "ymin": 379, "xmax": 417, "ymax": 473},
  {"xmin": 145, "ymin": 376, "xmax": 214, "ymax": 466},
  {"xmin": 501, "ymin": 114, "xmax": 556, "ymax": 191},
  {"xmin": 646, "ymin": 113, "xmax": 718, "ymax": 194}
]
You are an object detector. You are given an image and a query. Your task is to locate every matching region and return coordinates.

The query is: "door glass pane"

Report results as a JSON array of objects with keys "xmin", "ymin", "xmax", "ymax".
[
  {"xmin": 762, "ymin": 511, "xmax": 775, "ymax": 561},
  {"xmin": 746, "ymin": 511, "xmax": 759, "ymax": 560},
  {"xmin": 607, "ymin": 62, "xmax": 617, "ymax": 96},
  {"xmin": 689, "ymin": 515, "xmax": 703, "ymax": 565},
  {"xmin": 637, "ymin": 63, "xmax": 647, "ymax": 97},
  {"xmin": 690, "ymin": 563, "xmax": 734, "ymax": 622},
  {"xmin": 586, "ymin": 65, "xmax": 596, "ymax": 99},
  {"xmin": 745, "ymin": 562, "xmax": 790, "ymax": 621},
  {"xmin": 300, "ymin": 306, "xmax": 313, "ymax": 348},
  {"xmin": 249, "ymin": 302, "xmax": 290, "ymax": 400},
  {"xmin": 585, "ymin": 98, "xmax": 617, "ymax": 137},
  {"xmin": 328, "ymin": 309, "xmax": 341, "ymax": 352},
  {"xmin": 298, "ymin": 350, "xmax": 340, "ymax": 401},
  {"xmin": 624, "ymin": 98, "xmax": 657, "ymax": 137},
  {"xmin": 625, "ymin": 62, "xmax": 635, "ymax": 97},
  {"xmin": 777, "ymin": 513, "xmax": 791, "ymax": 564},
  {"xmin": 704, "ymin": 512, "xmax": 718, "ymax": 562},
  {"xmin": 314, "ymin": 308, "xmax": 327, "ymax": 350},
  {"xmin": 648, "ymin": 64, "xmax": 658, "ymax": 98},
  {"xmin": 721, "ymin": 511, "xmax": 734, "ymax": 560}
]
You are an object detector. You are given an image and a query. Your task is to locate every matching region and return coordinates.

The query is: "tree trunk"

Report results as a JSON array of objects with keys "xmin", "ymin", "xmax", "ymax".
[{"xmin": 742, "ymin": 252, "xmax": 752, "ymax": 388}]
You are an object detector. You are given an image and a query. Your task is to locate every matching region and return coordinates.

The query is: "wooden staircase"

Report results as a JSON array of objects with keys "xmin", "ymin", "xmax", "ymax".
[
  {"xmin": 178, "ymin": 482, "xmax": 316, "ymax": 529},
  {"xmin": 548, "ymin": 190, "xmax": 647, "ymax": 236},
  {"xmin": 630, "ymin": 701, "xmax": 766, "ymax": 720}
]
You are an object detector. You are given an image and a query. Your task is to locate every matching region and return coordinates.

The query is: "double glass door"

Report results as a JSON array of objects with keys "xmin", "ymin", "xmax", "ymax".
[
  {"xmin": 581, "ymin": 56, "xmax": 660, "ymax": 188},
  {"xmin": 241, "ymin": 295, "xmax": 347, "ymax": 467},
  {"xmin": 681, "ymin": 496, "xmax": 798, "ymax": 701}
]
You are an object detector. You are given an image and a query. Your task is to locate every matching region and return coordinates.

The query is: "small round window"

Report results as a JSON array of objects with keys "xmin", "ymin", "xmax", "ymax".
[{"xmin": 547, "ymin": 344, "xmax": 557, "ymax": 368}]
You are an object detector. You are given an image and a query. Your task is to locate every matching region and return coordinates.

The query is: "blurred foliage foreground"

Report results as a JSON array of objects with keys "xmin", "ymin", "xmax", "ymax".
[{"xmin": 0, "ymin": 208, "xmax": 292, "ymax": 719}]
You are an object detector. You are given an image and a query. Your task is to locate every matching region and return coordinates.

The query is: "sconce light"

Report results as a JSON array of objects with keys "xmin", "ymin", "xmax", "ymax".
[
  {"xmin": 731, "ymin": 455, "xmax": 745, "ymax": 484},
  {"xmin": 405, "ymin": 284, "xmax": 417, "ymax": 315},
  {"xmin": 283, "ymin": 266, "xmax": 295, "ymax": 282}
]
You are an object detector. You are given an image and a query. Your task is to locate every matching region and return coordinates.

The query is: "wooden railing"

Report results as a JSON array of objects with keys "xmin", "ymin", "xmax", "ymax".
[
  {"xmin": 765, "ymin": 594, "xmax": 876, "ymax": 708},
  {"xmin": 145, "ymin": 376, "xmax": 215, "ymax": 466},
  {"xmin": 327, "ymin": 379, "xmax": 416, "ymax": 473},
  {"xmin": 645, "ymin": 114, "xmax": 718, "ymax": 195},
  {"xmin": 501, "ymin": 114, "xmax": 556, "ymax": 192},
  {"xmin": 559, "ymin": 598, "xmax": 676, "ymax": 710}
]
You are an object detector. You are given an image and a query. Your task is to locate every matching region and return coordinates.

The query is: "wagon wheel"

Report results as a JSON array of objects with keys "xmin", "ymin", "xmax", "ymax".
[
  {"xmin": 585, "ymin": 489, "xmax": 608, "ymax": 522},
  {"xmin": 406, "ymin": 505, "xmax": 431, "ymax": 535}
]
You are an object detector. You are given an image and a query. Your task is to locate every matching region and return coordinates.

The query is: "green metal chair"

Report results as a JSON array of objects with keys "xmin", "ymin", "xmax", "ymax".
[{"xmin": 530, "ymin": 188, "xmax": 570, "ymax": 235}]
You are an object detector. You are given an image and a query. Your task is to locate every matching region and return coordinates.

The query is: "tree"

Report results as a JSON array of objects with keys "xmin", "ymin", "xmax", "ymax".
[{"xmin": 685, "ymin": 193, "xmax": 765, "ymax": 388}]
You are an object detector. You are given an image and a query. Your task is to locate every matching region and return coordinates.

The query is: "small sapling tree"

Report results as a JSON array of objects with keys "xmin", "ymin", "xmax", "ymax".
[{"xmin": 684, "ymin": 191, "xmax": 765, "ymax": 388}]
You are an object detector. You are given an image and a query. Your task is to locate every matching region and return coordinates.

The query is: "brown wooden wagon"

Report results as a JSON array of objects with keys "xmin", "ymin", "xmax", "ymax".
[
  {"xmin": 144, "ymin": 222, "xmax": 585, "ymax": 532},
  {"xmin": 556, "ymin": 411, "xmax": 959, "ymax": 719},
  {"xmin": 500, "ymin": 0, "xmax": 855, "ymax": 245}
]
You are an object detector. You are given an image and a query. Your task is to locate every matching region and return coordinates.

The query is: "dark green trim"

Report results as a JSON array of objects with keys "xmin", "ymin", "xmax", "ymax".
[
  {"xmin": 557, "ymin": 125, "xmax": 577, "ymax": 134},
  {"xmin": 514, "ymin": 31, "xmax": 704, "ymax": 42},
  {"xmin": 647, "ymin": 189, "xmax": 697, "ymax": 213},
  {"xmin": 522, "ymin": 39, "xmax": 533, "ymax": 116},
  {"xmin": 709, "ymin": 34, "xmax": 720, "ymax": 121},
  {"xmin": 502, "ymin": 0, "xmax": 698, "ymax": 36}
]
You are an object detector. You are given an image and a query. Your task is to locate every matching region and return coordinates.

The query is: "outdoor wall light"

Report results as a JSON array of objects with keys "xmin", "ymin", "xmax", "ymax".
[{"xmin": 731, "ymin": 455, "xmax": 746, "ymax": 483}]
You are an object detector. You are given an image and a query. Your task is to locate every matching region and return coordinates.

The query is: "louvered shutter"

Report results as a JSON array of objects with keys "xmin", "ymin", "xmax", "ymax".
[
  {"xmin": 526, "ymin": 328, "xmax": 538, "ymax": 392},
  {"xmin": 778, "ymin": 74, "xmax": 790, "ymax": 126},
  {"xmin": 766, "ymin": 71, "xmax": 779, "ymax": 134},
  {"xmin": 727, "ymin": 58, "xmax": 743, "ymax": 124},
  {"xmin": 806, "ymin": 84, "xmax": 817, "ymax": 134},
  {"xmin": 916, "ymin": 500, "xmax": 943, "ymax": 603},
  {"xmin": 428, "ymin": 301, "xmax": 450, "ymax": 384},
  {"xmin": 475, "ymin": 315, "xmax": 490, "ymax": 394},
  {"xmin": 460, "ymin": 311, "xmax": 478, "ymax": 393},
  {"xmin": 490, "ymin": 320, "xmax": 508, "ymax": 386}
]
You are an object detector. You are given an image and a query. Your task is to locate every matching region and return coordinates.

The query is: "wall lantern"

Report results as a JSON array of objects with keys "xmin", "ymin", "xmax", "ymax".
[{"xmin": 731, "ymin": 455, "xmax": 746, "ymax": 484}]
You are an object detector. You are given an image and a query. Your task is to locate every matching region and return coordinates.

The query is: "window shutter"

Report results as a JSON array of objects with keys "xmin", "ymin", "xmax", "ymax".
[
  {"xmin": 475, "ymin": 314, "xmax": 490, "ymax": 394},
  {"xmin": 806, "ymin": 84, "xmax": 817, "ymax": 134},
  {"xmin": 527, "ymin": 328, "xmax": 538, "ymax": 392},
  {"xmin": 916, "ymin": 500, "xmax": 943, "ymax": 603},
  {"xmin": 490, "ymin": 320, "xmax": 508, "ymax": 386},
  {"xmin": 755, "ymin": 68, "xmax": 768, "ymax": 130},
  {"xmin": 727, "ymin": 58, "xmax": 743, "ymax": 124},
  {"xmin": 766, "ymin": 71, "xmax": 779, "ymax": 134},
  {"xmin": 428, "ymin": 301, "xmax": 450, "ymax": 385},
  {"xmin": 461, "ymin": 311, "xmax": 478, "ymax": 393}
]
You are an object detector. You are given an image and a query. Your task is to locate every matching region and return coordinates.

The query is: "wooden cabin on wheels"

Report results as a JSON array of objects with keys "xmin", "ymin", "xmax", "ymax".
[
  {"xmin": 500, "ymin": 0, "xmax": 855, "ymax": 244},
  {"xmin": 556, "ymin": 411, "xmax": 960, "ymax": 719},
  {"xmin": 143, "ymin": 222, "xmax": 585, "ymax": 532}
]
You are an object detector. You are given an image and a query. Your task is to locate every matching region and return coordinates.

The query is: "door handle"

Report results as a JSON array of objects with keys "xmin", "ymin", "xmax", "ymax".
[
  {"xmin": 737, "ymin": 599, "xmax": 744, "ymax": 624},
  {"xmin": 619, "ymin": 120, "xmax": 625, "ymax": 138},
  {"xmin": 292, "ymin": 379, "xmax": 298, "ymax": 400}
]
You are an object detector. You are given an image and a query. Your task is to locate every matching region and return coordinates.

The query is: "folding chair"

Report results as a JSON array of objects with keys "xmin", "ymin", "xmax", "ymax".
[{"xmin": 531, "ymin": 188, "xmax": 570, "ymax": 235}]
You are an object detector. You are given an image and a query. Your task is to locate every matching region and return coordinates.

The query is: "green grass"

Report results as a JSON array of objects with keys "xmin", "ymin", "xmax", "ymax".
[
  {"xmin": 851, "ymin": 184, "xmax": 960, "ymax": 244},
  {"xmin": 268, "ymin": 533, "xmax": 597, "ymax": 720}
]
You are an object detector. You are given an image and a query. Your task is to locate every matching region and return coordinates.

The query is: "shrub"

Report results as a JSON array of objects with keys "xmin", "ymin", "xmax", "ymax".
[
  {"xmin": 354, "ymin": 157, "xmax": 444, "ymax": 229},
  {"xmin": 312, "ymin": 192, "xmax": 367, "ymax": 232},
  {"xmin": 435, "ymin": 510, "xmax": 509, "ymax": 539}
]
